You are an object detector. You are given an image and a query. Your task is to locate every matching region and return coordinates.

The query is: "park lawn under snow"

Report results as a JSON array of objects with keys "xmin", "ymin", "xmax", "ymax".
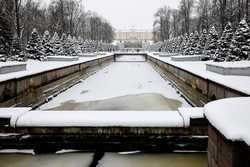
[
  {"xmin": 0, "ymin": 54, "xmax": 112, "ymax": 83},
  {"xmin": 40, "ymin": 56, "xmax": 190, "ymax": 110},
  {"xmin": 149, "ymin": 54, "xmax": 250, "ymax": 95}
]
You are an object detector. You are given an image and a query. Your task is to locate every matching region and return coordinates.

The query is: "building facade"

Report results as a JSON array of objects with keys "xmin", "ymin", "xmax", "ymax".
[{"xmin": 115, "ymin": 29, "xmax": 153, "ymax": 42}]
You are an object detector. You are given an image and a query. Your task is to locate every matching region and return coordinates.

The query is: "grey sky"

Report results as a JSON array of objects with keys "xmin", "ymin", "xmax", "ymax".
[{"xmin": 44, "ymin": 0, "xmax": 180, "ymax": 30}]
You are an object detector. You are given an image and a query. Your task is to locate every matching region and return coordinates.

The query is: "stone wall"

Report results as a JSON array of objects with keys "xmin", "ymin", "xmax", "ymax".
[
  {"xmin": 0, "ymin": 56, "xmax": 113, "ymax": 107},
  {"xmin": 208, "ymin": 125, "xmax": 250, "ymax": 167},
  {"xmin": 148, "ymin": 56, "xmax": 247, "ymax": 102}
]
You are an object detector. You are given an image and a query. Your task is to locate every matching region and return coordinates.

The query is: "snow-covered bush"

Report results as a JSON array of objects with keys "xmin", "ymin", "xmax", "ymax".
[
  {"xmin": 227, "ymin": 19, "xmax": 250, "ymax": 61},
  {"xmin": 214, "ymin": 22, "xmax": 234, "ymax": 62}
]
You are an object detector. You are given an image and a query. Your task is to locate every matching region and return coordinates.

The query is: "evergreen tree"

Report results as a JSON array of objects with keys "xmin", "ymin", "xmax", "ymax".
[
  {"xmin": 26, "ymin": 28, "xmax": 45, "ymax": 61},
  {"xmin": 181, "ymin": 33, "xmax": 189, "ymax": 54},
  {"xmin": 214, "ymin": 22, "xmax": 234, "ymax": 62},
  {"xmin": 206, "ymin": 26, "xmax": 219, "ymax": 59},
  {"xmin": 227, "ymin": 19, "xmax": 250, "ymax": 61},
  {"xmin": 58, "ymin": 33, "xmax": 67, "ymax": 56},
  {"xmin": 196, "ymin": 29, "xmax": 208, "ymax": 54},
  {"xmin": 184, "ymin": 31, "xmax": 199, "ymax": 55},
  {"xmin": 41, "ymin": 30, "xmax": 54, "ymax": 57},
  {"xmin": 65, "ymin": 34, "xmax": 77, "ymax": 56},
  {"xmin": 51, "ymin": 32, "xmax": 62, "ymax": 56}
]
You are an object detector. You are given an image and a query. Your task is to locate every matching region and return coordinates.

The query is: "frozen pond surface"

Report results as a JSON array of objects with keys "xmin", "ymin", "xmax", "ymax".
[
  {"xmin": 0, "ymin": 152, "xmax": 207, "ymax": 167},
  {"xmin": 40, "ymin": 56, "xmax": 190, "ymax": 110}
]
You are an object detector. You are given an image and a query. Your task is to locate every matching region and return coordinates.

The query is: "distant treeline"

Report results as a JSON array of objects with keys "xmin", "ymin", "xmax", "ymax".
[
  {"xmin": 153, "ymin": 0, "xmax": 249, "ymax": 41},
  {"xmin": 0, "ymin": 0, "xmax": 114, "ymax": 54}
]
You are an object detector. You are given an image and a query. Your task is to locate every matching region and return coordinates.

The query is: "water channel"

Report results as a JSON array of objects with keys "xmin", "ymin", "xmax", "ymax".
[{"xmin": 0, "ymin": 55, "xmax": 207, "ymax": 166}]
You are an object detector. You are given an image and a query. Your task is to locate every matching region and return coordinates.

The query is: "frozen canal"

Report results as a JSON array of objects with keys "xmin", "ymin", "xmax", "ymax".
[
  {"xmin": 39, "ymin": 55, "xmax": 190, "ymax": 111},
  {"xmin": 0, "ymin": 56, "xmax": 207, "ymax": 167}
]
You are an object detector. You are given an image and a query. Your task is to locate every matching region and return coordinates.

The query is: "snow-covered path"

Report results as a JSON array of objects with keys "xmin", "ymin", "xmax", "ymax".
[{"xmin": 39, "ymin": 57, "xmax": 190, "ymax": 110}]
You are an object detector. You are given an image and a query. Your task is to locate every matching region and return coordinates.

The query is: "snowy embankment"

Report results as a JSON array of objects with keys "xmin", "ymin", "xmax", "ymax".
[
  {"xmin": 0, "ymin": 107, "xmax": 204, "ymax": 128},
  {"xmin": 149, "ymin": 54, "xmax": 250, "ymax": 95},
  {"xmin": 0, "ymin": 54, "xmax": 112, "ymax": 83},
  {"xmin": 205, "ymin": 97, "xmax": 250, "ymax": 146}
]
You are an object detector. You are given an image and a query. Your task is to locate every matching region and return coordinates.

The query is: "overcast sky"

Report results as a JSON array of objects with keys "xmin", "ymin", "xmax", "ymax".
[{"xmin": 44, "ymin": 0, "xmax": 180, "ymax": 30}]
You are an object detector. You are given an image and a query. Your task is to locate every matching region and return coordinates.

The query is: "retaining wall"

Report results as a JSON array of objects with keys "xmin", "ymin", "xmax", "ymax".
[
  {"xmin": 148, "ymin": 56, "xmax": 247, "ymax": 102},
  {"xmin": 0, "ymin": 56, "xmax": 113, "ymax": 107},
  {"xmin": 208, "ymin": 125, "xmax": 250, "ymax": 167}
]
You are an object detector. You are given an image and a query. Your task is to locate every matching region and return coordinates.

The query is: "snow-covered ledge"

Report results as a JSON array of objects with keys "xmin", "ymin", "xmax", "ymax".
[
  {"xmin": 81, "ymin": 53, "xmax": 97, "ymax": 57},
  {"xmin": 206, "ymin": 61, "xmax": 250, "ymax": 76},
  {"xmin": 171, "ymin": 55, "xmax": 204, "ymax": 62},
  {"xmin": 4, "ymin": 108, "xmax": 205, "ymax": 128},
  {"xmin": 47, "ymin": 56, "xmax": 79, "ymax": 62},
  {"xmin": 205, "ymin": 97, "xmax": 250, "ymax": 146},
  {"xmin": 159, "ymin": 52, "xmax": 178, "ymax": 57},
  {"xmin": 152, "ymin": 52, "xmax": 160, "ymax": 55},
  {"xmin": 0, "ymin": 62, "xmax": 27, "ymax": 74}
]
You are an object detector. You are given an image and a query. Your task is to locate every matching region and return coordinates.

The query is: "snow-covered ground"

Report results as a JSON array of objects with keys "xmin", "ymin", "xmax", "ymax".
[
  {"xmin": 205, "ymin": 97, "xmax": 250, "ymax": 146},
  {"xmin": 39, "ymin": 56, "xmax": 190, "ymax": 110},
  {"xmin": 0, "ymin": 54, "xmax": 112, "ymax": 83},
  {"xmin": 149, "ymin": 54, "xmax": 250, "ymax": 95}
]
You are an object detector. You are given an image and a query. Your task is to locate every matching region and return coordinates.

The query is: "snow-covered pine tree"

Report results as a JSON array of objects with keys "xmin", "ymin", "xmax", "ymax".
[
  {"xmin": 189, "ymin": 31, "xmax": 200, "ymax": 55},
  {"xmin": 64, "ymin": 34, "xmax": 77, "ymax": 56},
  {"xmin": 181, "ymin": 33, "xmax": 189, "ymax": 54},
  {"xmin": 227, "ymin": 19, "xmax": 250, "ymax": 61},
  {"xmin": 73, "ymin": 36, "xmax": 82, "ymax": 56},
  {"xmin": 184, "ymin": 32, "xmax": 195, "ymax": 55},
  {"xmin": 26, "ymin": 28, "xmax": 45, "ymax": 61},
  {"xmin": 57, "ymin": 33, "xmax": 67, "ymax": 56},
  {"xmin": 176, "ymin": 36, "xmax": 183, "ymax": 53},
  {"xmin": 51, "ymin": 32, "xmax": 62, "ymax": 56},
  {"xmin": 196, "ymin": 29, "xmax": 208, "ymax": 55},
  {"xmin": 213, "ymin": 22, "xmax": 234, "ymax": 62},
  {"xmin": 41, "ymin": 30, "xmax": 54, "ymax": 57},
  {"xmin": 205, "ymin": 26, "xmax": 219, "ymax": 59}
]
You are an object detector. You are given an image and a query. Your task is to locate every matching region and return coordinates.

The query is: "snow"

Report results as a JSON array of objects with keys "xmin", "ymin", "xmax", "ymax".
[
  {"xmin": 207, "ymin": 61, "xmax": 250, "ymax": 68},
  {"xmin": 178, "ymin": 107, "xmax": 204, "ymax": 119},
  {"xmin": 177, "ymin": 107, "xmax": 204, "ymax": 127},
  {"xmin": 13, "ymin": 111, "xmax": 186, "ymax": 128},
  {"xmin": 0, "ymin": 62, "xmax": 26, "ymax": 68},
  {"xmin": 0, "ymin": 149, "xmax": 34, "ymax": 154},
  {"xmin": 0, "ymin": 108, "xmax": 31, "ymax": 119},
  {"xmin": 0, "ymin": 54, "xmax": 113, "ymax": 83},
  {"xmin": 149, "ymin": 54, "xmax": 250, "ymax": 95},
  {"xmin": 171, "ymin": 55, "xmax": 204, "ymax": 62},
  {"xmin": 0, "ymin": 133, "xmax": 20, "ymax": 137},
  {"xmin": 205, "ymin": 97, "xmax": 250, "ymax": 146},
  {"xmin": 39, "ymin": 58, "xmax": 190, "ymax": 110},
  {"xmin": 47, "ymin": 56, "xmax": 79, "ymax": 62}
]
